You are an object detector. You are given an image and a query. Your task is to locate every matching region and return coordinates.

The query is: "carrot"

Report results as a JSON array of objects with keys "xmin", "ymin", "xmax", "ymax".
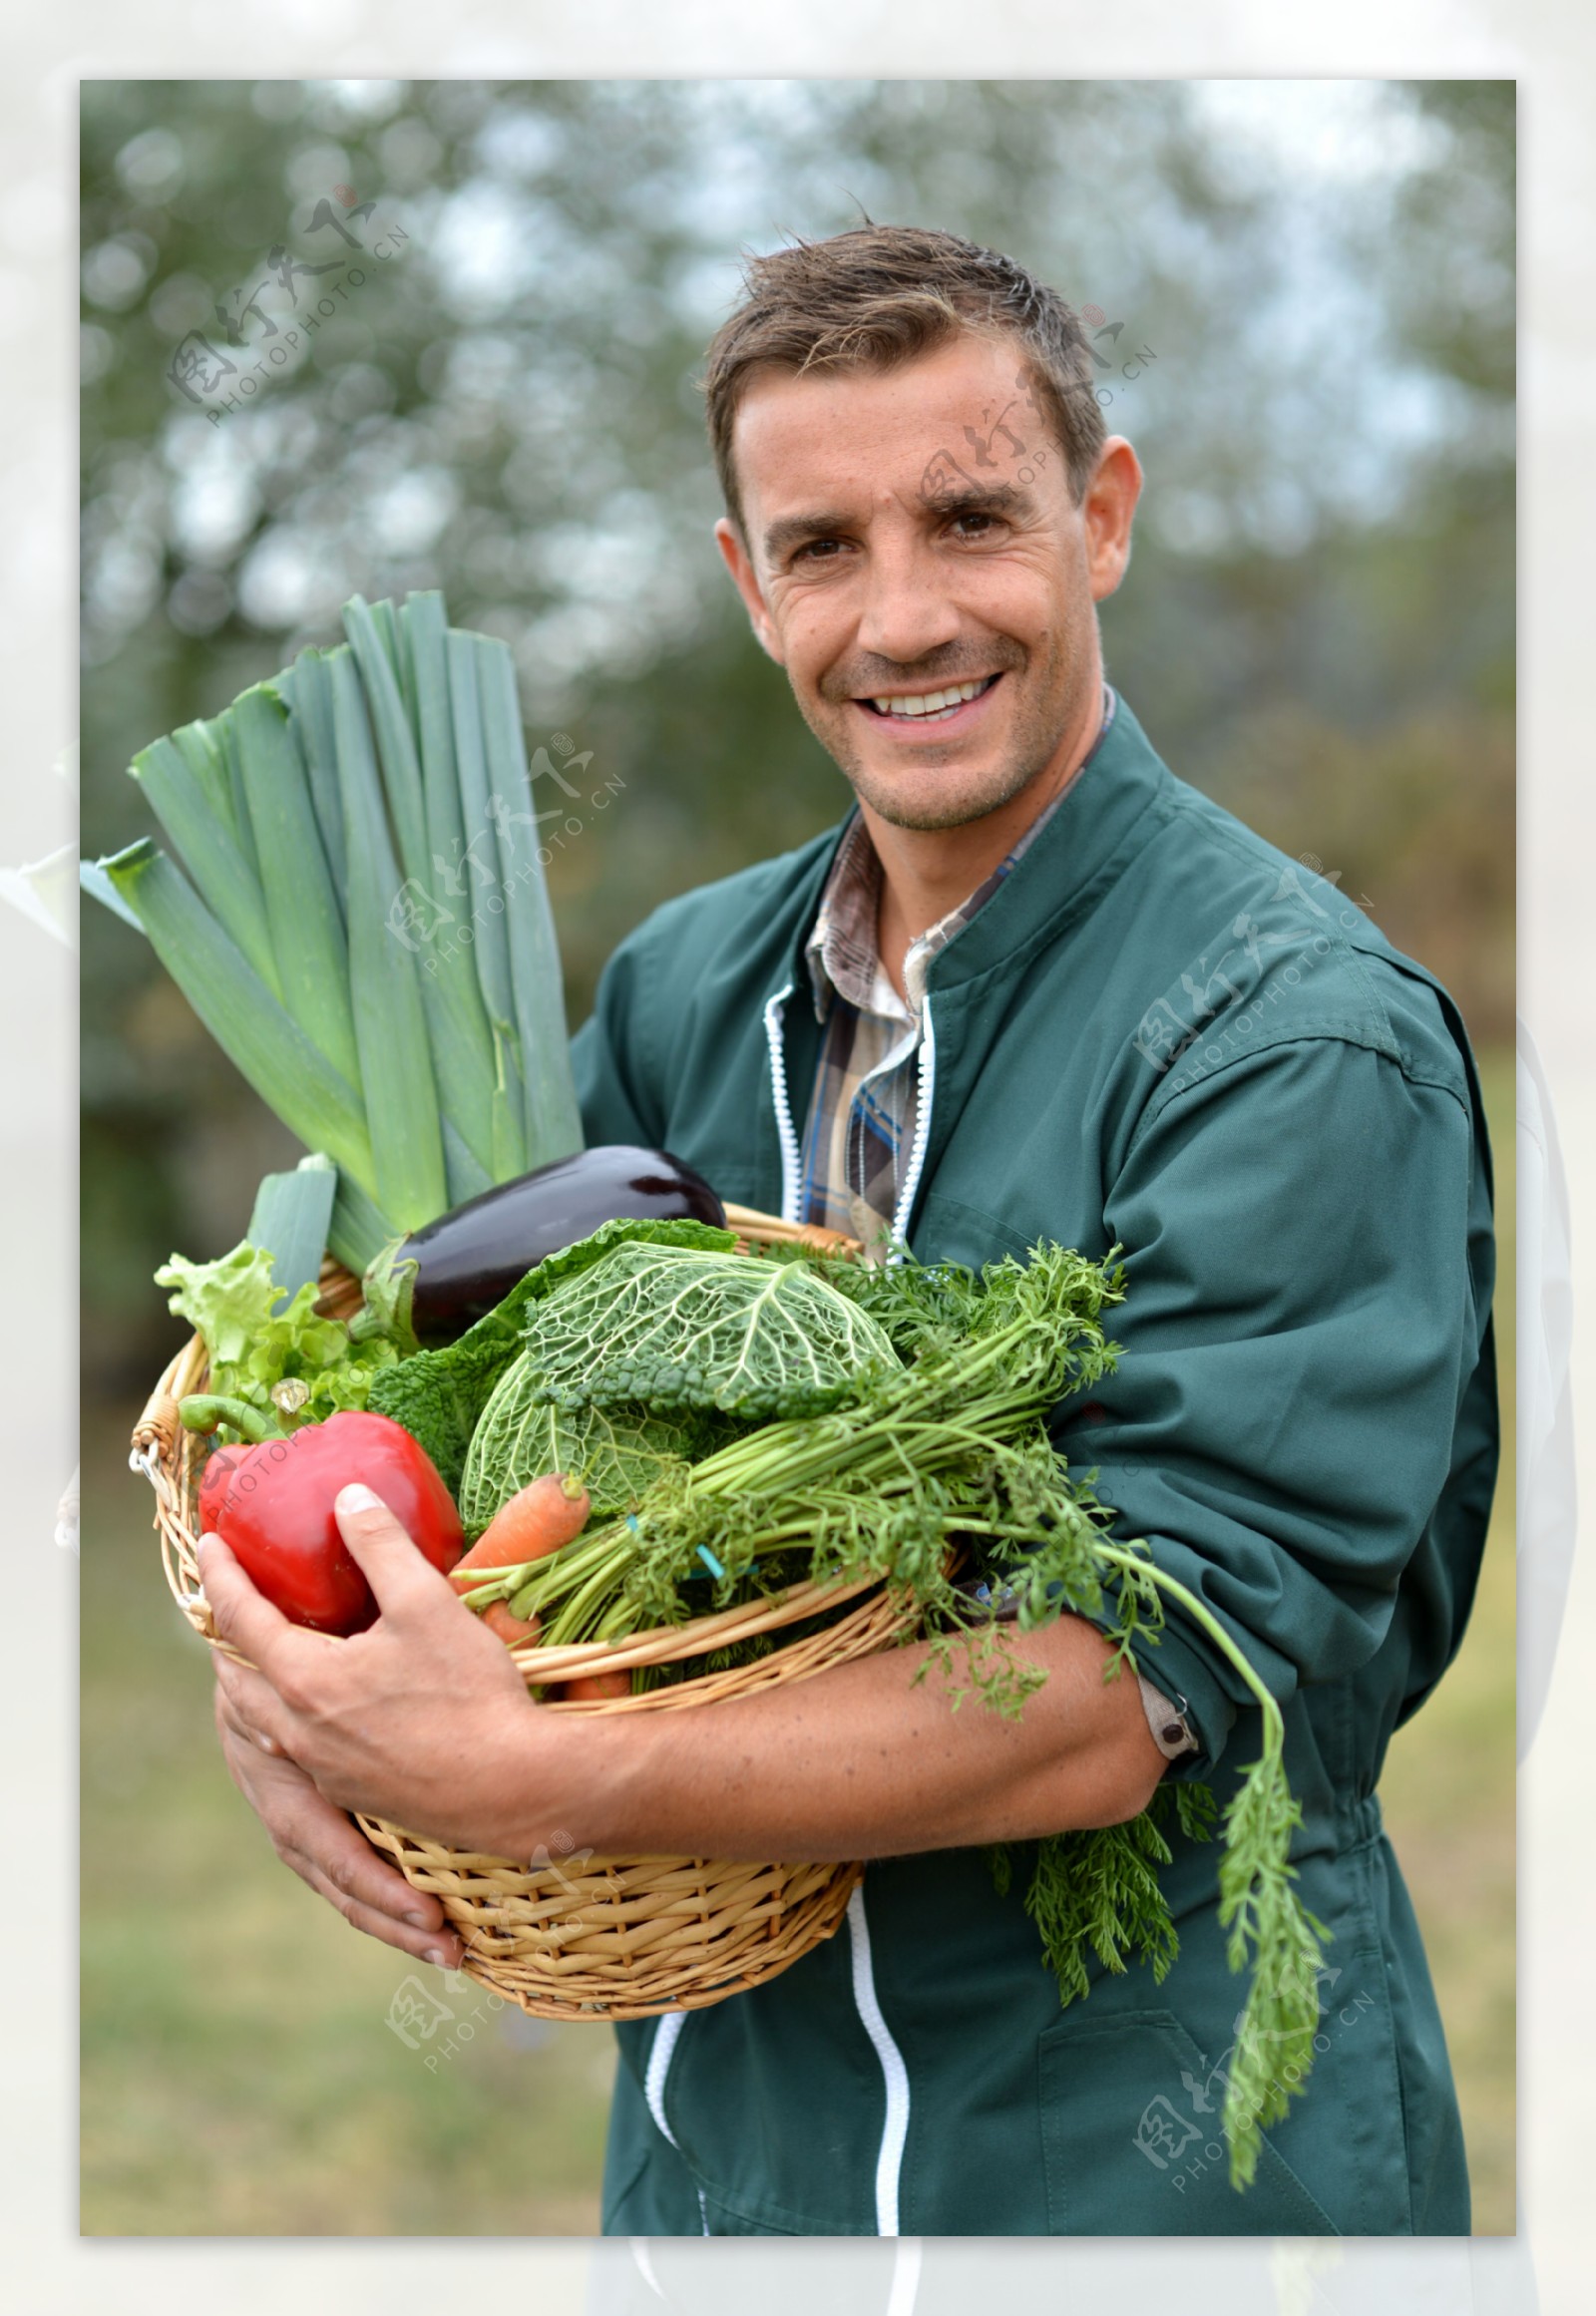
[
  {"xmin": 451, "ymin": 1473, "xmax": 591, "ymax": 1649},
  {"xmin": 450, "ymin": 1473, "xmax": 591, "ymax": 1585},
  {"xmin": 563, "ymin": 1670, "xmax": 631, "ymax": 1702}
]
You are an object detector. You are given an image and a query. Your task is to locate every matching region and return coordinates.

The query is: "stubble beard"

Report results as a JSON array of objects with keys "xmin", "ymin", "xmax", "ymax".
[{"xmin": 799, "ymin": 631, "xmax": 1096, "ymax": 835}]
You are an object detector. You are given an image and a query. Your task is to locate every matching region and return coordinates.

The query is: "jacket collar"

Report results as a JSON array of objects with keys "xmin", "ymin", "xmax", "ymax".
[{"xmin": 772, "ymin": 693, "xmax": 1175, "ymax": 1006}]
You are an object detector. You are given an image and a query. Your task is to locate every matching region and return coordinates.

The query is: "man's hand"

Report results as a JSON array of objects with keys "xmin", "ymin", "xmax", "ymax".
[
  {"xmin": 200, "ymin": 1481, "xmax": 544, "ymax": 1856},
  {"xmin": 212, "ymin": 1680, "xmax": 466, "ymax": 1969}
]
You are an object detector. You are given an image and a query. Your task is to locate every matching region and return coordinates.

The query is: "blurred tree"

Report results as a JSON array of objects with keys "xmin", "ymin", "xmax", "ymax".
[{"xmin": 80, "ymin": 79, "xmax": 1513, "ymax": 1387}]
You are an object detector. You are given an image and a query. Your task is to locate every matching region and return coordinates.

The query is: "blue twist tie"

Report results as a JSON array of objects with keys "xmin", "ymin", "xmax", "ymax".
[{"xmin": 696, "ymin": 1545, "xmax": 725, "ymax": 1580}]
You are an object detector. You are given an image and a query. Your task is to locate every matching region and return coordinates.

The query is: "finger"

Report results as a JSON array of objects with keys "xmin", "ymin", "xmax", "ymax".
[
  {"xmin": 197, "ymin": 1528, "xmax": 307, "ymax": 1679},
  {"xmin": 213, "ymin": 1704, "xmax": 456, "ymax": 1944},
  {"xmin": 333, "ymin": 1483, "xmax": 463, "ymax": 1625},
  {"xmin": 291, "ymin": 1851, "xmax": 466, "ymax": 1967},
  {"xmin": 283, "ymin": 1809, "xmax": 451, "ymax": 1934},
  {"xmin": 215, "ymin": 1682, "xmax": 293, "ymax": 1765},
  {"xmin": 213, "ymin": 1648, "xmax": 303, "ymax": 1757}
]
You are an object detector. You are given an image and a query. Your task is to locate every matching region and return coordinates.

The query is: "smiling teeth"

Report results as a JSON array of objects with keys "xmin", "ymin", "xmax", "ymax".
[{"xmin": 871, "ymin": 677, "xmax": 991, "ymax": 719}]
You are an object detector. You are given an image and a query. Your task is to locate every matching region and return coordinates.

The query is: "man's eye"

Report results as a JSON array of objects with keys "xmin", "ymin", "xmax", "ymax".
[
  {"xmin": 951, "ymin": 512, "xmax": 1000, "ymax": 540},
  {"xmin": 792, "ymin": 539, "xmax": 846, "ymax": 564}
]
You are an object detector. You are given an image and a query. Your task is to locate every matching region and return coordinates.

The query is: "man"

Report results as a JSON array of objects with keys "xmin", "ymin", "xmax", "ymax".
[{"xmin": 204, "ymin": 226, "xmax": 1498, "ymax": 2236}]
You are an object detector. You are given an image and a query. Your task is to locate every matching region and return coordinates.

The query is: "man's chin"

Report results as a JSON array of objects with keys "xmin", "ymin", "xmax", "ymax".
[{"xmin": 846, "ymin": 761, "xmax": 1053, "ymax": 834}]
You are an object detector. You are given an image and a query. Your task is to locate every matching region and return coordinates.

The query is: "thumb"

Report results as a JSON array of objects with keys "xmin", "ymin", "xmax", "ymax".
[{"xmin": 333, "ymin": 1482, "xmax": 456, "ymax": 1622}]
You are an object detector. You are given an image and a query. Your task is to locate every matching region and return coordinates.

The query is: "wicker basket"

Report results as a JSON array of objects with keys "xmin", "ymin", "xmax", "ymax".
[{"xmin": 130, "ymin": 1202, "xmax": 920, "ymax": 2021}]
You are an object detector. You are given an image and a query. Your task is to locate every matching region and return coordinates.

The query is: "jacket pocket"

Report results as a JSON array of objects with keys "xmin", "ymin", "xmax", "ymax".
[{"xmin": 1039, "ymin": 2009, "xmax": 1340, "ymax": 2236}]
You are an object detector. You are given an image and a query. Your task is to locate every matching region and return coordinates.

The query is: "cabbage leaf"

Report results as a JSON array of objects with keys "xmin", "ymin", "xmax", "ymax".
[
  {"xmin": 461, "ymin": 1361, "xmax": 724, "ymax": 1534},
  {"xmin": 519, "ymin": 1239, "xmax": 901, "ymax": 1421}
]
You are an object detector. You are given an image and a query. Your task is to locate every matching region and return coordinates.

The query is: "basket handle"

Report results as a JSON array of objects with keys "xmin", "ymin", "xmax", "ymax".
[
  {"xmin": 722, "ymin": 1203, "xmax": 861, "ymax": 1256},
  {"xmin": 131, "ymin": 1354, "xmax": 188, "ymax": 1463}
]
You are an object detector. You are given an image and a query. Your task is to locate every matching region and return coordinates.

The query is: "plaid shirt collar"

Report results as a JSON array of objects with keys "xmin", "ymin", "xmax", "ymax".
[{"xmin": 804, "ymin": 686, "xmax": 1118, "ymax": 1023}]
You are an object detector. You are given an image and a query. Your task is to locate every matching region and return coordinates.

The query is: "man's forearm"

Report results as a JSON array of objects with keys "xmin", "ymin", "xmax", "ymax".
[{"xmin": 498, "ymin": 1613, "xmax": 1168, "ymax": 1864}]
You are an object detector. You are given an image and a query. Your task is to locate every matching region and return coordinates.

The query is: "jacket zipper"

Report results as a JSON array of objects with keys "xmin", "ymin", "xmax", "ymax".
[
  {"xmin": 763, "ymin": 980, "xmax": 803, "ymax": 1223},
  {"xmin": 890, "ymin": 993, "xmax": 936, "ymax": 1251}
]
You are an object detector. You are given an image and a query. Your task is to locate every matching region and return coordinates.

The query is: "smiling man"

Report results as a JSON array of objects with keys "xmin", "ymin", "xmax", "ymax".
[{"xmin": 207, "ymin": 225, "xmax": 1498, "ymax": 2237}]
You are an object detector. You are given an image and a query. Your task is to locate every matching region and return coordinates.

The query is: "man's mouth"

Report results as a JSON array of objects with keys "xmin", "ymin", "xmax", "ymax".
[{"xmin": 857, "ymin": 673, "xmax": 1003, "ymax": 725}]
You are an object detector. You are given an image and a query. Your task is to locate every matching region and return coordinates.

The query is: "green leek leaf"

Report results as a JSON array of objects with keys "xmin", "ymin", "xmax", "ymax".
[
  {"xmin": 100, "ymin": 838, "xmax": 375, "ymax": 1191},
  {"xmin": 328, "ymin": 646, "xmax": 449, "ymax": 1232},
  {"xmin": 472, "ymin": 632, "xmax": 584, "ymax": 1169},
  {"xmin": 128, "ymin": 733, "xmax": 280, "ymax": 996},
  {"xmin": 232, "ymin": 683, "xmax": 360, "ymax": 1087}
]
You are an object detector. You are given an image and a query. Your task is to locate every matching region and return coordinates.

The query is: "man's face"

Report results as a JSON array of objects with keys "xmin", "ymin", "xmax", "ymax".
[{"xmin": 714, "ymin": 333, "xmax": 1141, "ymax": 833}]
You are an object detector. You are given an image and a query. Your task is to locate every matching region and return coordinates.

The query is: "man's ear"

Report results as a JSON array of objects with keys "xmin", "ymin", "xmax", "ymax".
[
  {"xmin": 713, "ymin": 517, "xmax": 785, "ymax": 665},
  {"xmin": 1082, "ymin": 437, "xmax": 1143, "ymax": 603}
]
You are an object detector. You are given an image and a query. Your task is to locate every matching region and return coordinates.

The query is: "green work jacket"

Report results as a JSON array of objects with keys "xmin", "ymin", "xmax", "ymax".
[{"xmin": 569, "ymin": 696, "xmax": 1498, "ymax": 2237}]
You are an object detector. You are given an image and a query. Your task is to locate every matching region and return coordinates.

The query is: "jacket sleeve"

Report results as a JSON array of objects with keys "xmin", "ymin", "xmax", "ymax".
[{"xmin": 1056, "ymin": 1028, "xmax": 1487, "ymax": 1772}]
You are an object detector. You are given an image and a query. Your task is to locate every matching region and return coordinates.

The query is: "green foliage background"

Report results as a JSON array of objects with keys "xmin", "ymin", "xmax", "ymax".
[{"xmin": 79, "ymin": 79, "xmax": 1514, "ymax": 2235}]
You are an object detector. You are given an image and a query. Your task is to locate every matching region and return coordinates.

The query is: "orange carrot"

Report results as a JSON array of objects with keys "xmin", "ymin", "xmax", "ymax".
[
  {"xmin": 451, "ymin": 1474, "xmax": 591, "ymax": 1649},
  {"xmin": 563, "ymin": 1670, "xmax": 631, "ymax": 1702},
  {"xmin": 450, "ymin": 1473, "xmax": 591, "ymax": 1586}
]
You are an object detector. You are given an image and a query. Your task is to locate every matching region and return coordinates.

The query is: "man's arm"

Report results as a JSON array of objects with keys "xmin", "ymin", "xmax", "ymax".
[
  {"xmin": 200, "ymin": 1488, "xmax": 1167, "ymax": 1874},
  {"xmin": 551, "ymin": 1612, "xmax": 1167, "ymax": 1861}
]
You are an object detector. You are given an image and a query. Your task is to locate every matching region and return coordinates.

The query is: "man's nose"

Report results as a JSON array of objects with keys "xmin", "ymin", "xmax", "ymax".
[{"xmin": 852, "ymin": 527, "xmax": 964, "ymax": 670}]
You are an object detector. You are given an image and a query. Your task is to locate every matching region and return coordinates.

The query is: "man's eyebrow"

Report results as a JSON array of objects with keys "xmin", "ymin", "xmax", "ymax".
[
  {"xmin": 919, "ymin": 481, "xmax": 1031, "ymax": 521},
  {"xmin": 761, "ymin": 510, "xmax": 857, "ymax": 562}
]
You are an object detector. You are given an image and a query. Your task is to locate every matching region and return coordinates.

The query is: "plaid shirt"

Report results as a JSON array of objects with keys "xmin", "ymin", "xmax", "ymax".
[{"xmin": 795, "ymin": 685, "xmax": 1196, "ymax": 1762}]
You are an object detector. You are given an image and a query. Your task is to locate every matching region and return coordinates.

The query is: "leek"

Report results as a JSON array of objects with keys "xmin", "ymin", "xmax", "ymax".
[
  {"xmin": 100, "ymin": 839, "xmax": 375, "ymax": 1191},
  {"xmin": 246, "ymin": 1152, "xmax": 338, "ymax": 1309},
  {"xmin": 390, "ymin": 592, "xmax": 506, "ymax": 1190},
  {"xmin": 329, "ymin": 1167, "xmax": 400, "ymax": 1278},
  {"xmin": 83, "ymin": 587, "xmax": 592, "ymax": 1269},
  {"xmin": 328, "ymin": 645, "xmax": 449, "ymax": 1231},
  {"xmin": 473, "ymin": 632, "xmax": 584, "ymax": 1168},
  {"xmin": 343, "ymin": 595, "xmax": 428, "ymax": 887},
  {"xmin": 128, "ymin": 732, "xmax": 280, "ymax": 995},
  {"xmin": 231, "ymin": 684, "xmax": 359, "ymax": 1087},
  {"xmin": 280, "ymin": 649, "xmax": 349, "ymax": 908},
  {"xmin": 446, "ymin": 625, "xmax": 529, "ymax": 1181}
]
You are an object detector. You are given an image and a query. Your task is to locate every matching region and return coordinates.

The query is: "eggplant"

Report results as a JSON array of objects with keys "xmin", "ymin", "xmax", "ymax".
[{"xmin": 390, "ymin": 1145, "xmax": 726, "ymax": 1347}]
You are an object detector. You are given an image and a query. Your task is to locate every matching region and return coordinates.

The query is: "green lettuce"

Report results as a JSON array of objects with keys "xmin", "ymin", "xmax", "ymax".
[{"xmin": 156, "ymin": 1239, "xmax": 402, "ymax": 1432}]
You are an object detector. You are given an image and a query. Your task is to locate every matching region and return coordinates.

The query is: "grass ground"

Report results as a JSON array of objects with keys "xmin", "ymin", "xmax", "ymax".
[{"xmin": 80, "ymin": 1045, "xmax": 1515, "ymax": 2235}]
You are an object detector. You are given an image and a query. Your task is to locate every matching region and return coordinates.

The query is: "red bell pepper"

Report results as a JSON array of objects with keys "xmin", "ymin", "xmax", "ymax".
[{"xmin": 198, "ymin": 1410, "xmax": 464, "ymax": 1635}]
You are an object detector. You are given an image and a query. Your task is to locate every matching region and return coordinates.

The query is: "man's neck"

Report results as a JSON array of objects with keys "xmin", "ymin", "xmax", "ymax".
[{"xmin": 866, "ymin": 683, "xmax": 1106, "ymax": 1002}]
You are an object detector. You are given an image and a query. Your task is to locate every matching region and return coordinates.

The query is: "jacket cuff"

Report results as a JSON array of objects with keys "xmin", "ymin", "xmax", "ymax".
[
  {"xmin": 1135, "ymin": 1671, "xmax": 1199, "ymax": 1761},
  {"xmin": 1089, "ymin": 1604, "xmax": 1241, "ymax": 1776}
]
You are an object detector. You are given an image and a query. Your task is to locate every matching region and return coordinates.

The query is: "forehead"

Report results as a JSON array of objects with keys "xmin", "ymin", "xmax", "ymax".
[{"xmin": 730, "ymin": 334, "xmax": 1033, "ymax": 516}]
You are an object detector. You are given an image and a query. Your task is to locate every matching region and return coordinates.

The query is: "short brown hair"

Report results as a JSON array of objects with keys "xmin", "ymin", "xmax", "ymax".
[{"xmin": 700, "ymin": 223, "xmax": 1108, "ymax": 549}]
